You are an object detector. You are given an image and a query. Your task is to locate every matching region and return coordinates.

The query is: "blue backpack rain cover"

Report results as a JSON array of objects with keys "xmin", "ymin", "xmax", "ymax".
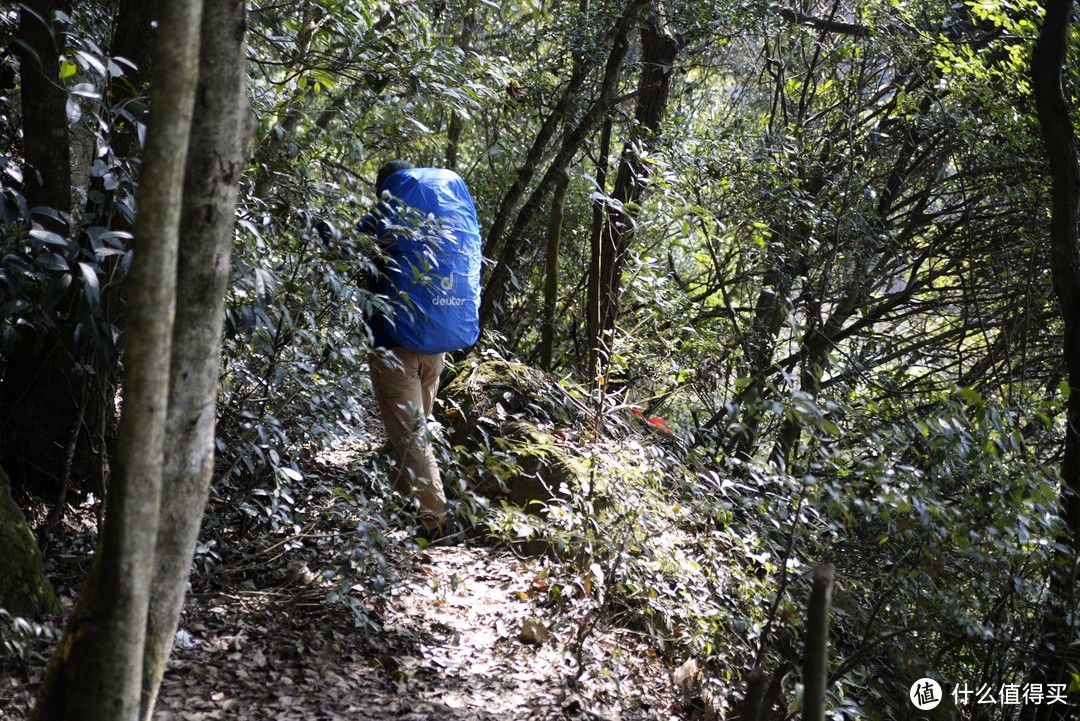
[{"xmin": 373, "ymin": 168, "xmax": 481, "ymax": 354}]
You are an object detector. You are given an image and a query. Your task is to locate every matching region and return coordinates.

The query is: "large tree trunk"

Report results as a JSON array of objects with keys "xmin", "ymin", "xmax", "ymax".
[
  {"xmin": 0, "ymin": 466, "xmax": 59, "ymax": 618},
  {"xmin": 15, "ymin": 0, "xmax": 71, "ymax": 223},
  {"xmin": 29, "ymin": 0, "xmax": 203, "ymax": 718},
  {"xmin": 1029, "ymin": 0, "xmax": 1080, "ymax": 716},
  {"xmin": 140, "ymin": 1, "xmax": 247, "ymax": 716}
]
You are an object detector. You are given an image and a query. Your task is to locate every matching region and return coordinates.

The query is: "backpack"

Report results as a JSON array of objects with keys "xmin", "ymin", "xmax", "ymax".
[{"xmin": 372, "ymin": 168, "xmax": 482, "ymax": 354}]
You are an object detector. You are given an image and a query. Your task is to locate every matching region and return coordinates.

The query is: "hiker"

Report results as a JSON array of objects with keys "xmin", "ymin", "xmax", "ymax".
[{"xmin": 358, "ymin": 160, "xmax": 481, "ymax": 541}]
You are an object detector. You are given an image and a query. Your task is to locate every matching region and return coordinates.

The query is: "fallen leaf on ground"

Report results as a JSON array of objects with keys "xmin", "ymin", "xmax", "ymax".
[{"xmin": 519, "ymin": 617, "xmax": 552, "ymax": 645}]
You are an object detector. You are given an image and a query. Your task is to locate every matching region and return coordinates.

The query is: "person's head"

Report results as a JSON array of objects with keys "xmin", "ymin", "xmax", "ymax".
[{"xmin": 376, "ymin": 160, "xmax": 415, "ymax": 193}]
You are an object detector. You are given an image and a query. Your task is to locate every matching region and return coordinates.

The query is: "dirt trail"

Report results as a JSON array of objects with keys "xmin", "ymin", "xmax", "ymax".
[
  {"xmin": 141, "ymin": 540, "xmax": 677, "ymax": 721},
  {"xmin": 2, "ymin": 535, "xmax": 679, "ymax": 721},
  {"xmin": 2, "ymin": 439, "xmax": 681, "ymax": 720}
]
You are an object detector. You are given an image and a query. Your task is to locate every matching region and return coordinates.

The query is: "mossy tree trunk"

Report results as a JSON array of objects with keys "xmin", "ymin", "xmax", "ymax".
[{"xmin": 0, "ymin": 466, "xmax": 59, "ymax": 618}]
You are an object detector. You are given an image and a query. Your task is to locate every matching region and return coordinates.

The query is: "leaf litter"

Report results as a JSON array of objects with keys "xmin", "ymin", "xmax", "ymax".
[
  {"xmin": 150, "ymin": 540, "xmax": 679, "ymax": 721},
  {"xmin": 1, "ymin": 498, "xmax": 683, "ymax": 721}
]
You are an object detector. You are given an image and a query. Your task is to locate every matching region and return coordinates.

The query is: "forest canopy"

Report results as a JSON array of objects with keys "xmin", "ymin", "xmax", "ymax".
[{"xmin": 1, "ymin": 0, "xmax": 1079, "ymax": 719}]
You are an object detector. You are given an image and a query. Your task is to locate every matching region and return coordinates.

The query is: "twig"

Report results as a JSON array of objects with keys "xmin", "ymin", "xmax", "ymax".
[{"xmin": 38, "ymin": 384, "xmax": 90, "ymax": 554}]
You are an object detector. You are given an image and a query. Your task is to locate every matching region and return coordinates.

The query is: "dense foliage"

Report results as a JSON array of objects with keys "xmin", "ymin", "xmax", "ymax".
[{"xmin": 2, "ymin": 0, "xmax": 1079, "ymax": 718}]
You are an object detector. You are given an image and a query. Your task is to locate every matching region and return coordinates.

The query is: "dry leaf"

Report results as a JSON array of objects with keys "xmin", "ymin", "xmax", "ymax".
[
  {"xmin": 370, "ymin": 655, "xmax": 400, "ymax": 671},
  {"xmin": 671, "ymin": 657, "xmax": 700, "ymax": 696},
  {"xmin": 519, "ymin": 617, "xmax": 552, "ymax": 645}
]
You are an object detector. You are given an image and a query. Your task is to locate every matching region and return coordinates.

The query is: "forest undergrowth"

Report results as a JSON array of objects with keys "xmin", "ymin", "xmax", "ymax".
[
  {"xmin": 1, "ymin": 422, "xmax": 695, "ymax": 721},
  {"xmin": 3, "ymin": 343, "xmax": 1076, "ymax": 721},
  {"xmin": 3, "ymin": 353, "xmax": 1076, "ymax": 721}
]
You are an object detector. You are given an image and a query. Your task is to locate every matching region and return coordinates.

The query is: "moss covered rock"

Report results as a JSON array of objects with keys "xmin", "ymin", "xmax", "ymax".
[
  {"xmin": 0, "ymin": 466, "xmax": 60, "ymax": 618},
  {"xmin": 441, "ymin": 357, "xmax": 589, "ymax": 428},
  {"xmin": 440, "ymin": 358, "xmax": 596, "ymax": 507}
]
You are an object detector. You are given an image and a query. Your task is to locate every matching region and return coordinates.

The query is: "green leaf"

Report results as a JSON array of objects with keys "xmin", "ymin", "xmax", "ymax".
[
  {"xmin": 956, "ymin": 387, "xmax": 983, "ymax": 405},
  {"xmin": 35, "ymin": 253, "xmax": 69, "ymax": 271},
  {"xmin": 30, "ymin": 228, "xmax": 71, "ymax": 247},
  {"xmin": 74, "ymin": 49, "xmax": 107, "ymax": 77},
  {"xmin": 69, "ymin": 83, "xmax": 101, "ymax": 99},
  {"xmin": 79, "ymin": 262, "xmax": 100, "ymax": 312}
]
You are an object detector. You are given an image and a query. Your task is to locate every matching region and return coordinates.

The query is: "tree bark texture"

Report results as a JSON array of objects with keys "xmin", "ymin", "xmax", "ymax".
[
  {"xmin": 15, "ymin": 0, "xmax": 71, "ymax": 222},
  {"xmin": 0, "ymin": 465, "xmax": 59, "ymax": 618},
  {"xmin": 1029, "ymin": 0, "xmax": 1080, "ymax": 716},
  {"xmin": 590, "ymin": 5, "xmax": 678, "ymax": 370},
  {"xmin": 140, "ymin": 1, "xmax": 247, "ymax": 716},
  {"xmin": 29, "ymin": 0, "xmax": 203, "ymax": 718},
  {"xmin": 802, "ymin": 564, "xmax": 834, "ymax": 721},
  {"xmin": 109, "ymin": 0, "xmax": 160, "ymax": 163},
  {"xmin": 540, "ymin": 167, "xmax": 570, "ymax": 370}
]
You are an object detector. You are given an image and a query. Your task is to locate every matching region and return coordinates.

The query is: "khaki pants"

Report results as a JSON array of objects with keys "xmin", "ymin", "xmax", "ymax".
[{"xmin": 369, "ymin": 348, "xmax": 447, "ymax": 528}]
